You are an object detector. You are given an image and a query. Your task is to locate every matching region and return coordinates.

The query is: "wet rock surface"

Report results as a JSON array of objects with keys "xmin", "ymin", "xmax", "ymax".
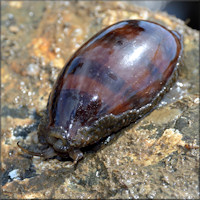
[{"xmin": 1, "ymin": 1, "xmax": 199, "ymax": 199}]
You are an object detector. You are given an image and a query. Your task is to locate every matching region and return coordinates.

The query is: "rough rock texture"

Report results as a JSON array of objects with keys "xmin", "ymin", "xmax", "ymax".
[{"xmin": 1, "ymin": 1, "xmax": 199, "ymax": 199}]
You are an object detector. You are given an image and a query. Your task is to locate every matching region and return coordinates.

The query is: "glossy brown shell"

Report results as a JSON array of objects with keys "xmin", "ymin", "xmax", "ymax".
[{"xmin": 27, "ymin": 20, "xmax": 183, "ymax": 161}]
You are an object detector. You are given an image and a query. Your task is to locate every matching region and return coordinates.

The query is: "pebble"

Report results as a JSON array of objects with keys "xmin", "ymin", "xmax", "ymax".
[{"xmin": 9, "ymin": 25, "xmax": 19, "ymax": 33}]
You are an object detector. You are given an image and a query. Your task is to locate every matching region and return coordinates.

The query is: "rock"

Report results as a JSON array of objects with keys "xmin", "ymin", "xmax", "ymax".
[{"xmin": 1, "ymin": 1, "xmax": 199, "ymax": 199}]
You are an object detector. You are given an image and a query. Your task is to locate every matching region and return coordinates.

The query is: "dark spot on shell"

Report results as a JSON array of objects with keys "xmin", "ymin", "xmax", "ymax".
[{"xmin": 116, "ymin": 40, "xmax": 123, "ymax": 45}]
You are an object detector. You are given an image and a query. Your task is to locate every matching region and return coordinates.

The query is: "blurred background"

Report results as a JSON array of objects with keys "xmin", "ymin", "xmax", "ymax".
[{"xmin": 131, "ymin": 1, "xmax": 200, "ymax": 30}]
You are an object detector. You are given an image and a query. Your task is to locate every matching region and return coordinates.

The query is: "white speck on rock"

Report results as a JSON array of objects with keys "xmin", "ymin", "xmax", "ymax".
[
  {"xmin": 8, "ymin": 169, "xmax": 20, "ymax": 179},
  {"xmin": 96, "ymin": 170, "xmax": 100, "ymax": 177},
  {"xmin": 194, "ymin": 97, "xmax": 199, "ymax": 104},
  {"xmin": 27, "ymin": 63, "xmax": 40, "ymax": 76}
]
